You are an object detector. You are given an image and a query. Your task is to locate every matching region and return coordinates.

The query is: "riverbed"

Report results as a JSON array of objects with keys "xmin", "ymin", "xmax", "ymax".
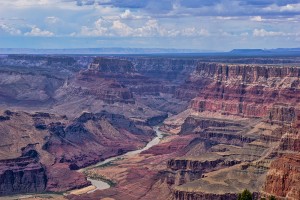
[{"xmin": 82, "ymin": 126, "xmax": 164, "ymax": 193}]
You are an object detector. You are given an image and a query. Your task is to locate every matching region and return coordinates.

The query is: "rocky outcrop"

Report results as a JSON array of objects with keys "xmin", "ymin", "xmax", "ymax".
[
  {"xmin": 43, "ymin": 111, "xmax": 154, "ymax": 169},
  {"xmin": 189, "ymin": 63, "xmax": 300, "ymax": 118},
  {"xmin": 0, "ymin": 55, "xmax": 300, "ymax": 199},
  {"xmin": 179, "ymin": 116, "xmax": 244, "ymax": 135},
  {"xmin": 0, "ymin": 55, "xmax": 195, "ymax": 119},
  {"xmin": 131, "ymin": 58, "xmax": 197, "ymax": 82},
  {"xmin": 173, "ymin": 189, "xmax": 260, "ymax": 200},
  {"xmin": 173, "ymin": 190, "xmax": 238, "ymax": 200},
  {"xmin": 146, "ymin": 114, "xmax": 169, "ymax": 126},
  {"xmin": 0, "ymin": 145, "xmax": 46, "ymax": 195},
  {"xmin": 45, "ymin": 163, "xmax": 90, "ymax": 192},
  {"xmin": 165, "ymin": 157, "xmax": 241, "ymax": 186},
  {"xmin": 194, "ymin": 63, "xmax": 300, "ymax": 84},
  {"xmin": 267, "ymin": 104, "xmax": 300, "ymax": 126},
  {"xmin": 0, "ymin": 109, "xmax": 156, "ymax": 196},
  {"xmin": 0, "ymin": 55, "xmax": 91, "ymax": 108},
  {"xmin": 264, "ymin": 154, "xmax": 300, "ymax": 199},
  {"xmin": 177, "ymin": 115, "xmax": 259, "ymax": 147},
  {"xmin": 167, "ymin": 158, "xmax": 240, "ymax": 172},
  {"xmin": 90, "ymin": 57, "xmax": 134, "ymax": 73},
  {"xmin": 67, "ymin": 70, "xmax": 135, "ymax": 104},
  {"xmin": 279, "ymin": 129, "xmax": 300, "ymax": 152}
]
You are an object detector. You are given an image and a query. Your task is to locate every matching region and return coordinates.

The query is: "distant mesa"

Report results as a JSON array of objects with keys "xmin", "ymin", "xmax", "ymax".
[
  {"xmin": 230, "ymin": 49, "xmax": 265, "ymax": 53},
  {"xmin": 89, "ymin": 57, "xmax": 134, "ymax": 73}
]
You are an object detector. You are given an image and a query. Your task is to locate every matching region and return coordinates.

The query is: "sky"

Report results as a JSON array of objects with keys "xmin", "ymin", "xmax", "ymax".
[{"xmin": 0, "ymin": 0, "xmax": 300, "ymax": 51}]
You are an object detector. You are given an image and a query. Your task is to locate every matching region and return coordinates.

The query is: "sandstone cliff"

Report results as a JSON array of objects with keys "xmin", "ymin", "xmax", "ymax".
[{"xmin": 188, "ymin": 63, "xmax": 299, "ymax": 119}]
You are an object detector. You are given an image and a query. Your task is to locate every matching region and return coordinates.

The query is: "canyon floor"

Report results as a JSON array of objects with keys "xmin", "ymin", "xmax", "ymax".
[{"xmin": 0, "ymin": 55, "xmax": 299, "ymax": 200}]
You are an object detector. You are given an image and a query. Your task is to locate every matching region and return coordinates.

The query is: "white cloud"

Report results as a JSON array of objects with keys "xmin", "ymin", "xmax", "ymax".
[
  {"xmin": 240, "ymin": 32, "xmax": 249, "ymax": 36},
  {"xmin": 250, "ymin": 16, "xmax": 263, "ymax": 22},
  {"xmin": 45, "ymin": 16, "xmax": 60, "ymax": 24},
  {"xmin": 0, "ymin": 23, "xmax": 22, "ymax": 35},
  {"xmin": 0, "ymin": 0, "xmax": 58, "ymax": 8},
  {"xmin": 216, "ymin": 16, "xmax": 238, "ymax": 20},
  {"xmin": 221, "ymin": 31, "xmax": 233, "ymax": 36},
  {"xmin": 181, "ymin": 27, "xmax": 196, "ymax": 36},
  {"xmin": 80, "ymin": 18, "xmax": 110, "ymax": 36},
  {"xmin": 253, "ymin": 28, "xmax": 285, "ymax": 37},
  {"xmin": 0, "ymin": 0, "xmax": 94, "ymax": 11},
  {"xmin": 264, "ymin": 3, "xmax": 300, "ymax": 12},
  {"xmin": 135, "ymin": 19, "xmax": 160, "ymax": 36},
  {"xmin": 111, "ymin": 20, "xmax": 133, "ymax": 36},
  {"xmin": 24, "ymin": 26, "xmax": 54, "ymax": 36},
  {"xmin": 253, "ymin": 28, "xmax": 300, "ymax": 37},
  {"xmin": 279, "ymin": 3, "xmax": 300, "ymax": 12},
  {"xmin": 179, "ymin": 27, "xmax": 210, "ymax": 37},
  {"xmin": 79, "ymin": 17, "xmax": 210, "ymax": 38},
  {"xmin": 198, "ymin": 28, "xmax": 210, "ymax": 36},
  {"xmin": 120, "ymin": 9, "xmax": 144, "ymax": 19},
  {"xmin": 101, "ymin": 9, "xmax": 149, "ymax": 21}
]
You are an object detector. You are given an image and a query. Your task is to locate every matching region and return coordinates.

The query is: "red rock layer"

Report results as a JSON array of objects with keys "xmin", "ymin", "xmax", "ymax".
[
  {"xmin": 173, "ymin": 191, "xmax": 238, "ymax": 200},
  {"xmin": 264, "ymin": 153, "xmax": 300, "ymax": 199},
  {"xmin": 0, "ymin": 150, "xmax": 46, "ymax": 195},
  {"xmin": 90, "ymin": 57, "xmax": 134, "ymax": 73},
  {"xmin": 72, "ymin": 70, "xmax": 135, "ymax": 104},
  {"xmin": 0, "ymin": 110, "xmax": 157, "ymax": 195},
  {"xmin": 189, "ymin": 63, "xmax": 300, "ymax": 120},
  {"xmin": 279, "ymin": 129, "xmax": 300, "ymax": 152}
]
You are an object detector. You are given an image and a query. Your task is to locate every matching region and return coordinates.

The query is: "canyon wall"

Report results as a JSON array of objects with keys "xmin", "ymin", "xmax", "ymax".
[
  {"xmin": 0, "ymin": 146, "xmax": 47, "ymax": 195},
  {"xmin": 0, "ymin": 55, "xmax": 299, "ymax": 199},
  {"xmin": 0, "ymin": 109, "xmax": 157, "ymax": 195},
  {"xmin": 189, "ymin": 63, "xmax": 300, "ymax": 120}
]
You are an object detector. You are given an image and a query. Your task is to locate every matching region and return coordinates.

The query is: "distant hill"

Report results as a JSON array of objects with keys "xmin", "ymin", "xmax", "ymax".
[
  {"xmin": 229, "ymin": 48, "xmax": 300, "ymax": 56},
  {"xmin": 230, "ymin": 49, "xmax": 266, "ymax": 53}
]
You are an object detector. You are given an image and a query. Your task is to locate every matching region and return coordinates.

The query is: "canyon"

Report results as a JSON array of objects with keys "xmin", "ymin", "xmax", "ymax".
[{"xmin": 0, "ymin": 55, "xmax": 299, "ymax": 200}]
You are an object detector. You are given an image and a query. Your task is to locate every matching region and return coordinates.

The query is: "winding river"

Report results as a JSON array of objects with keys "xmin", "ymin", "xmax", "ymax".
[{"xmin": 83, "ymin": 126, "xmax": 164, "ymax": 193}]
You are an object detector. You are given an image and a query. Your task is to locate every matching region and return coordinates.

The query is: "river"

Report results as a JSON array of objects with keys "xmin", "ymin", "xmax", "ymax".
[{"xmin": 83, "ymin": 126, "xmax": 164, "ymax": 193}]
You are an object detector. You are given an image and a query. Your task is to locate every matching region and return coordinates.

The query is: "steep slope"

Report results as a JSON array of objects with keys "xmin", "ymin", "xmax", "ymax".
[
  {"xmin": 0, "ymin": 110, "xmax": 155, "ymax": 195},
  {"xmin": 0, "ymin": 56, "xmax": 300, "ymax": 199},
  {"xmin": 189, "ymin": 63, "xmax": 300, "ymax": 118},
  {"xmin": 163, "ymin": 63, "xmax": 300, "ymax": 200},
  {"xmin": 71, "ymin": 61, "xmax": 300, "ymax": 200}
]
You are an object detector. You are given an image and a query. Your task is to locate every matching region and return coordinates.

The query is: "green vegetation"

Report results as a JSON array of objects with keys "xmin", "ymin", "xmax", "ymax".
[
  {"xmin": 96, "ymin": 157, "xmax": 124, "ymax": 169},
  {"xmin": 238, "ymin": 192, "xmax": 277, "ymax": 200},
  {"xmin": 237, "ymin": 189, "xmax": 252, "ymax": 200},
  {"xmin": 161, "ymin": 133, "xmax": 170, "ymax": 138},
  {"xmin": 95, "ymin": 161, "xmax": 117, "ymax": 168}
]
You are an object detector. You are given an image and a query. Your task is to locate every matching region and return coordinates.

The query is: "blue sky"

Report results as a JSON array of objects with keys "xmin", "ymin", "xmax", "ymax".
[{"xmin": 0, "ymin": 0, "xmax": 300, "ymax": 51}]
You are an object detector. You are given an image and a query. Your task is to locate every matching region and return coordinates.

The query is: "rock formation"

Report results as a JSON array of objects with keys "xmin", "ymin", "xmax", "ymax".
[
  {"xmin": 0, "ymin": 55, "xmax": 299, "ymax": 200},
  {"xmin": 0, "ymin": 109, "xmax": 157, "ymax": 195}
]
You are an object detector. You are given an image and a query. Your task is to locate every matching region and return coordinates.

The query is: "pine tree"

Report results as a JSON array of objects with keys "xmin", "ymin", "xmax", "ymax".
[{"xmin": 237, "ymin": 189, "xmax": 252, "ymax": 200}]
